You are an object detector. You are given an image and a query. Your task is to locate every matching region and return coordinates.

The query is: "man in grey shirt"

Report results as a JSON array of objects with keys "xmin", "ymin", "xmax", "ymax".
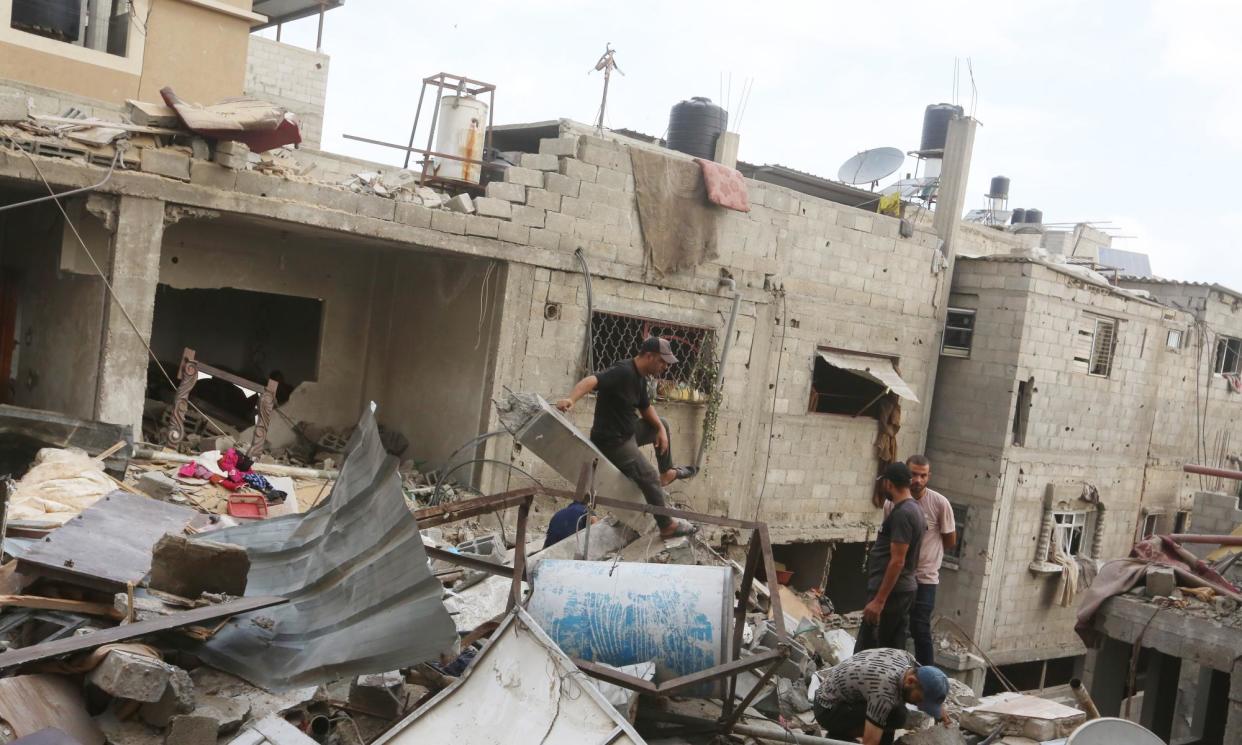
[
  {"xmin": 814, "ymin": 647, "xmax": 949, "ymax": 745},
  {"xmin": 855, "ymin": 462, "xmax": 926, "ymax": 653}
]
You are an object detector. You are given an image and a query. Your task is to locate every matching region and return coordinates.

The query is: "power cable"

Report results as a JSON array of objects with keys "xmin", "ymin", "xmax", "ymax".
[
  {"xmin": 752, "ymin": 288, "xmax": 787, "ymax": 520},
  {"xmin": 13, "ymin": 145, "xmax": 232, "ymax": 440}
]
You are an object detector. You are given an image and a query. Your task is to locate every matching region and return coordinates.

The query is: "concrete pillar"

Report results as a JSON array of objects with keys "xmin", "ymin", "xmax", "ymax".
[
  {"xmin": 1089, "ymin": 637, "xmax": 1131, "ymax": 718},
  {"xmin": 1139, "ymin": 650, "xmax": 1180, "ymax": 741},
  {"xmin": 1224, "ymin": 660, "xmax": 1242, "ymax": 745},
  {"xmin": 917, "ymin": 116, "xmax": 977, "ymax": 452},
  {"xmin": 95, "ymin": 197, "xmax": 164, "ymax": 433}
]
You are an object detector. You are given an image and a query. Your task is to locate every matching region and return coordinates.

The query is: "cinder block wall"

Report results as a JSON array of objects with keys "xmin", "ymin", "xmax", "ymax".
[
  {"xmin": 244, "ymin": 37, "xmax": 329, "ymax": 149},
  {"xmin": 926, "ymin": 257, "xmax": 1230, "ymax": 664},
  {"xmin": 472, "ymin": 130, "xmax": 948, "ymax": 542}
]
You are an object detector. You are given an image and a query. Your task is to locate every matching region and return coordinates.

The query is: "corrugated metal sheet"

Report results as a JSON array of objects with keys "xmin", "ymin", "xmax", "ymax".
[
  {"xmin": 374, "ymin": 607, "xmax": 647, "ymax": 745},
  {"xmin": 817, "ymin": 350, "xmax": 919, "ymax": 402},
  {"xmin": 196, "ymin": 406, "xmax": 456, "ymax": 691}
]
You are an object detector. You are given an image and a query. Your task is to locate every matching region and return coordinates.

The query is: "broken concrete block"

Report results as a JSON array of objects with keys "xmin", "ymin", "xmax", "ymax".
[
  {"xmin": 349, "ymin": 670, "xmax": 404, "ymax": 719},
  {"xmin": 166, "ymin": 715, "xmax": 218, "ymax": 745},
  {"xmin": 215, "ymin": 152, "xmax": 250, "ymax": 170},
  {"xmin": 1214, "ymin": 595, "xmax": 1239, "ymax": 614},
  {"xmin": 445, "ymin": 193, "xmax": 475, "ymax": 214},
  {"xmin": 0, "ymin": 93, "xmax": 31, "ymax": 123},
  {"xmin": 89, "ymin": 649, "xmax": 174, "ymax": 703},
  {"xmin": 215, "ymin": 140, "xmax": 250, "ymax": 158},
  {"xmin": 190, "ymin": 137, "xmax": 210, "ymax": 161},
  {"xmin": 896, "ymin": 724, "xmax": 968, "ymax": 744},
  {"xmin": 150, "ymin": 533, "xmax": 250, "ymax": 599},
  {"xmin": 137, "ymin": 471, "xmax": 179, "ymax": 500},
  {"xmin": 484, "ymin": 180, "xmax": 525, "ymax": 204},
  {"xmin": 140, "ymin": 148, "xmax": 191, "ymax": 180},
  {"xmin": 124, "ymin": 99, "xmax": 179, "ymax": 127},
  {"xmin": 474, "ymin": 196, "xmax": 512, "ymax": 219},
  {"xmin": 1145, "ymin": 566, "xmax": 1176, "ymax": 597},
  {"xmin": 196, "ymin": 694, "xmax": 252, "ymax": 735},
  {"xmin": 139, "ymin": 667, "xmax": 196, "ymax": 726},
  {"xmin": 415, "ymin": 187, "xmax": 444, "ymax": 209}
]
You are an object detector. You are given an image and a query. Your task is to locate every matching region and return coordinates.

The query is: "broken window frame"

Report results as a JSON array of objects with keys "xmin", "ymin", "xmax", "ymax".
[
  {"xmin": 941, "ymin": 308, "xmax": 976, "ymax": 358},
  {"xmin": 1173, "ymin": 509, "xmax": 1191, "ymax": 534},
  {"xmin": 1051, "ymin": 511, "xmax": 1087, "ymax": 558},
  {"xmin": 9, "ymin": 0, "xmax": 132, "ymax": 58},
  {"xmin": 1213, "ymin": 335, "xmax": 1242, "ymax": 375},
  {"xmin": 589, "ymin": 311, "xmax": 718, "ymax": 404},
  {"xmin": 1077, "ymin": 315, "xmax": 1118, "ymax": 378},
  {"xmin": 1139, "ymin": 512, "xmax": 1160, "ymax": 540},
  {"xmin": 808, "ymin": 350, "xmax": 895, "ymax": 419}
]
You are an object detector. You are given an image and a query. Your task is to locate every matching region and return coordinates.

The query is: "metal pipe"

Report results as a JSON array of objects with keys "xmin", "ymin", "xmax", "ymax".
[
  {"xmin": 1183, "ymin": 464, "xmax": 1242, "ymax": 481},
  {"xmin": 315, "ymin": 0, "xmax": 326, "ymax": 52},
  {"xmin": 0, "ymin": 150, "xmax": 120, "ymax": 213},
  {"xmin": 1069, "ymin": 678, "xmax": 1100, "ymax": 720},
  {"xmin": 695, "ymin": 277, "xmax": 741, "ymax": 469},
  {"xmin": 1167, "ymin": 534, "xmax": 1242, "ymax": 546}
]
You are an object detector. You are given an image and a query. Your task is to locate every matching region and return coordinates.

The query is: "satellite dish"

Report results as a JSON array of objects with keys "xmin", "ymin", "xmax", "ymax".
[
  {"xmin": 1066, "ymin": 718, "xmax": 1162, "ymax": 745},
  {"xmin": 838, "ymin": 147, "xmax": 905, "ymax": 185}
]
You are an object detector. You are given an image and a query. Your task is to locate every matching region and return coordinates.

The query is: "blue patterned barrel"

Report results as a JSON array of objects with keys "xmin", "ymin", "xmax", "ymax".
[{"xmin": 527, "ymin": 559, "xmax": 733, "ymax": 695}]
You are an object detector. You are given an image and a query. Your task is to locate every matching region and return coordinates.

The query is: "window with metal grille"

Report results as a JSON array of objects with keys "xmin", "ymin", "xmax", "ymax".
[
  {"xmin": 1073, "ymin": 314, "xmax": 1117, "ymax": 377},
  {"xmin": 1052, "ymin": 511, "xmax": 1087, "ymax": 557},
  {"xmin": 1214, "ymin": 336, "xmax": 1242, "ymax": 375},
  {"xmin": 589, "ymin": 311, "xmax": 717, "ymax": 403},
  {"xmin": 1166, "ymin": 329, "xmax": 1183, "ymax": 350},
  {"xmin": 942, "ymin": 308, "xmax": 976, "ymax": 357}
]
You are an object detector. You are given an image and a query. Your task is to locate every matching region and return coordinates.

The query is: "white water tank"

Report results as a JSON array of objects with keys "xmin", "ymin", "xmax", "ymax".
[{"xmin": 432, "ymin": 95, "xmax": 488, "ymax": 184}]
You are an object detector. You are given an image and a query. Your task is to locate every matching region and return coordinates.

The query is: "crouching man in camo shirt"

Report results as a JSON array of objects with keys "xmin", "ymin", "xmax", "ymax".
[{"xmin": 813, "ymin": 648, "xmax": 950, "ymax": 745}]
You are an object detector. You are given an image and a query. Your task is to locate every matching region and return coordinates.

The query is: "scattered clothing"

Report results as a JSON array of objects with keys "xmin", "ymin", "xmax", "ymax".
[
  {"xmin": 874, "ymin": 396, "xmax": 901, "ymax": 463},
  {"xmin": 1225, "ymin": 372, "xmax": 1242, "ymax": 394},
  {"xmin": 694, "ymin": 158, "xmax": 750, "ymax": 212},
  {"xmin": 241, "ymin": 472, "xmax": 273, "ymax": 492},
  {"xmin": 1051, "ymin": 542, "xmax": 1080, "ymax": 607}
]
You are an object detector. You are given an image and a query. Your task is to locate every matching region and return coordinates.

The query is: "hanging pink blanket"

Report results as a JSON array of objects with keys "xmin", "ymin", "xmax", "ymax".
[{"xmin": 694, "ymin": 158, "xmax": 751, "ymax": 212}]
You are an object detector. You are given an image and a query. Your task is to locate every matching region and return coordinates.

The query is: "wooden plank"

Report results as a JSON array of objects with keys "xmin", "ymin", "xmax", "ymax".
[
  {"xmin": 0, "ymin": 594, "xmax": 120, "ymax": 620},
  {"xmin": 17, "ymin": 491, "xmax": 198, "ymax": 591},
  {"xmin": 0, "ymin": 674, "xmax": 103, "ymax": 744},
  {"xmin": 0, "ymin": 595, "xmax": 285, "ymax": 671}
]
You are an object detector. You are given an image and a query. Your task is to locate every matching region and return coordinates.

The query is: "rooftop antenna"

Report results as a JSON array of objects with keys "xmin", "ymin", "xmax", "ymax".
[{"xmin": 591, "ymin": 44, "xmax": 623, "ymax": 132}]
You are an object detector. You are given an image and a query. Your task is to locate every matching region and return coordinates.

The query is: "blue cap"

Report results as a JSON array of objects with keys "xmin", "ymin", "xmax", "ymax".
[{"xmin": 915, "ymin": 666, "xmax": 949, "ymax": 718}]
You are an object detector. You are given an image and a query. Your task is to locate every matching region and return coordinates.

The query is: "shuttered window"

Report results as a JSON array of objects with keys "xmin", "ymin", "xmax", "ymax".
[{"xmin": 1073, "ymin": 314, "xmax": 1118, "ymax": 378}]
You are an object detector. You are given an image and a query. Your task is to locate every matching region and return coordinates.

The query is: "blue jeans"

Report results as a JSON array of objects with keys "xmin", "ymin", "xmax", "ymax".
[{"xmin": 911, "ymin": 583, "xmax": 937, "ymax": 666}]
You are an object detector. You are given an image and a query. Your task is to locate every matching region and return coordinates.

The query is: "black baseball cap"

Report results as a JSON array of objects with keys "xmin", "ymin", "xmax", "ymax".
[
  {"xmin": 641, "ymin": 336, "xmax": 678, "ymax": 364},
  {"xmin": 877, "ymin": 462, "xmax": 912, "ymax": 487}
]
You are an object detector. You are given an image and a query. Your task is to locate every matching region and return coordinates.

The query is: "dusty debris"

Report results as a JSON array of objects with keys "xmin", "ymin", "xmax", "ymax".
[
  {"xmin": 87, "ymin": 648, "xmax": 175, "ymax": 703},
  {"xmin": 149, "ymin": 533, "xmax": 249, "ymax": 599},
  {"xmin": 960, "ymin": 692, "xmax": 1086, "ymax": 741}
]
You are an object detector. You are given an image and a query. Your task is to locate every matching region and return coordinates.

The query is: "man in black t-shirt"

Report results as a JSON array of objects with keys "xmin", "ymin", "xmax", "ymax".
[
  {"xmin": 855, "ymin": 462, "xmax": 926, "ymax": 654},
  {"xmin": 556, "ymin": 337, "xmax": 698, "ymax": 537}
]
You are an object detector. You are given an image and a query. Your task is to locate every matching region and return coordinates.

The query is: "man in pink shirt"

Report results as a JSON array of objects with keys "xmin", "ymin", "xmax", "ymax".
[{"xmin": 883, "ymin": 454, "xmax": 956, "ymax": 666}]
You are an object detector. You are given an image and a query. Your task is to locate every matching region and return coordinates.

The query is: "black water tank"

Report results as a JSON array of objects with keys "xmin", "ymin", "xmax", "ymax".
[
  {"xmin": 1025, "ymin": 208, "xmax": 1043, "ymax": 224},
  {"xmin": 1011, "ymin": 208, "xmax": 1026, "ymax": 225},
  {"xmin": 667, "ymin": 97, "xmax": 728, "ymax": 161},
  {"xmin": 988, "ymin": 175, "xmax": 1010, "ymax": 199},
  {"xmin": 920, "ymin": 103, "xmax": 963, "ymax": 152},
  {"xmin": 11, "ymin": 0, "xmax": 81, "ymax": 41}
]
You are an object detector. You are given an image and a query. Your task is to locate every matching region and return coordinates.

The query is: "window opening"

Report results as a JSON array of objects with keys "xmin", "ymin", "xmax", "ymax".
[
  {"xmin": 944, "ymin": 503, "xmax": 967, "ymax": 563},
  {"xmin": 1140, "ymin": 513, "xmax": 1159, "ymax": 539},
  {"xmin": 1052, "ymin": 511, "xmax": 1087, "ymax": 557},
  {"xmin": 810, "ymin": 355, "xmax": 889, "ymax": 418},
  {"xmin": 11, "ymin": 0, "xmax": 131, "ymax": 57},
  {"xmin": 589, "ymin": 311, "xmax": 717, "ymax": 403},
  {"xmin": 1013, "ymin": 377, "xmax": 1033, "ymax": 446},
  {"xmin": 1214, "ymin": 336, "xmax": 1242, "ymax": 375},
  {"xmin": 1166, "ymin": 329, "xmax": 1182, "ymax": 350},
  {"xmin": 1074, "ymin": 314, "xmax": 1118, "ymax": 377},
  {"xmin": 942, "ymin": 308, "xmax": 976, "ymax": 357},
  {"xmin": 1173, "ymin": 510, "xmax": 1190, "ymax": 534}
]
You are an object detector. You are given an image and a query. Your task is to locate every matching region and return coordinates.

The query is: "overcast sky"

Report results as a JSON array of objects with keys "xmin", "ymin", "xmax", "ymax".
[{"xmin": 262, "ymin": 0, "xmax": 1242, "ymax": 289}]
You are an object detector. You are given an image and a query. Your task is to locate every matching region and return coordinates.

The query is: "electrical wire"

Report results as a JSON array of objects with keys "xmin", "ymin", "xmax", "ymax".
[
  {"xmin": 0, "ymin": 148, "xmax": 121, "ymax": 213},
  {"xmin": 13, "ymin": 145, "xmax": 233, "ymax": 440},
  {"xmin": 751, "ymin": 289, "xmax": 787, "ymax": 521}
]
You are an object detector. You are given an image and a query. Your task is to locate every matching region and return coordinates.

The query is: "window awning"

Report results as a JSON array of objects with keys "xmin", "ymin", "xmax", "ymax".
[{"xmin": 817, "ymin": 350, "xmax": 919, "ymax": 403}]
